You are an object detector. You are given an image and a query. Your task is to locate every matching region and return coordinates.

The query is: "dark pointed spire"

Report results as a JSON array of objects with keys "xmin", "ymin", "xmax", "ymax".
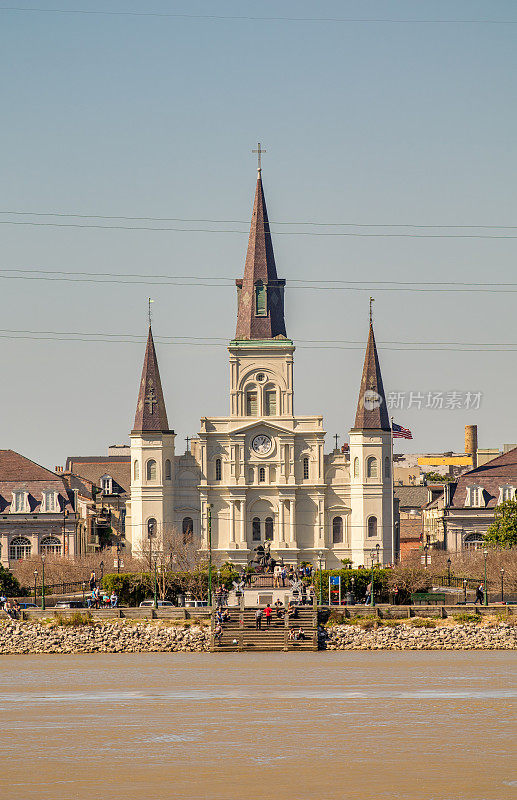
[
  {"xmin": 235, "ymin": 171, "xmax": 287, "ymax": 340},
  {"xmin": 132, "ymin": 326, "xmax": 171, "ymax": 434},
  {"xmin": 354, "ymin": 322, "xmax": 390, "ymax": 431}
]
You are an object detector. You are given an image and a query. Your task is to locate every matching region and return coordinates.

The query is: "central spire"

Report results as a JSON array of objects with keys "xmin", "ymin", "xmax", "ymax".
[
  {"xmin": 354, "ymin": 321, "xmax": 390, "ymax": 431},
  {"xmin": 132, "ymin": 326, "xmax": 171, "ymax": 434},
  {"xmin": 235, "ymin": 169, "xmax": 287, "ymax": 340}
]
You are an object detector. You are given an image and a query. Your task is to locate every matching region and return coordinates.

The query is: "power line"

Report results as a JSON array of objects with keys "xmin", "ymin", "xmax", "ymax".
[
  {"xmin": 2, "ymin": 210, "xmax": 516, "ymax": 230},
  {"xmin": 1, "ymin": 219, "xmax": 517, "ymax": 238},
  {"xmin": 1, "ymin": 8, "xmax": 516, "ymax": 24}
]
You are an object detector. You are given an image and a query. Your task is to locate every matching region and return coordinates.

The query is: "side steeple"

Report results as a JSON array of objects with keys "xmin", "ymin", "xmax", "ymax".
[
  {"xmin": 235, "ymin": 168, "xmax": 287, "ymax": 340},
  {"xmin": 354, "ymin": 321, "xmax": 390, "ymax": 431},
  {"xmin": 132, "ymin": 326, "xmax": 171, "ymax": 433}
]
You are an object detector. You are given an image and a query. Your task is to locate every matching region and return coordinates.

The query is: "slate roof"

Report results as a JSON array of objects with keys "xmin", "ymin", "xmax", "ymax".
[
  {"xmin": 132, "ymin": 326, "xmax": 171, "ymax": 434},
  {"xmin": 394, "ymin": 486, "xmax": 429, "ymax": 509},
  {"xmin": 235, "ymin": 171, "xmax": 287, "ymax": 340},
  {"xmin": 65, "ymin": 456, "xmax": 131, "ymax": 496},
  {"xmin": 0, "ymin": 450, "xmax": 74, "ymax": 512},
  {"xmin": 450, "ymin": 446, "xmax": 517, "ymax": 509},
  {"xmin": 353, "ymin": 323, "xmax": 390, "ymax": 431}
]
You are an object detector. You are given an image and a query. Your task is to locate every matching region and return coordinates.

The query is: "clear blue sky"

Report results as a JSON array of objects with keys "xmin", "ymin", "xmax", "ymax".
[{"xmin": 1, "ymin": 0, "xmax": 516, "ymax": 468}]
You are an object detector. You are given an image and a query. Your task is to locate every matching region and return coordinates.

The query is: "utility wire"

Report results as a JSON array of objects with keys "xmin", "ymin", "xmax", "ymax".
[
  {"xmin": 1, "ymin": 8, "xmax": 516, "ymax": 24},
  {"xmin": 1, "ymin": 210, "xmax": 516, "ymax": 230}
]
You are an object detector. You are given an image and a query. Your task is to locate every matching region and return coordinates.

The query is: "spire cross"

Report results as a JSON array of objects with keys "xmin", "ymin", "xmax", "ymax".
[
  {"xmin": 334, "ymin": 434, "xmax": 340, "ymax": 450},
  {"xmin": 252, "ymin": 142, "xmax": 266, "ymax": 171},
  {"xmin": 369, "ymin": 296, "xmax": 375, "ymax": 325},
  {"xmin": 185, "ymin": 436, "xmax": 191, "ymax": 452}
]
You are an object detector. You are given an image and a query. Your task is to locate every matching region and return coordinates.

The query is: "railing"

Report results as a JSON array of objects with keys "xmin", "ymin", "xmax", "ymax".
[
  {"xmin": 28, "ymin": 579, "xmax": 91, "ymax": 598},
  {"xmin": 434, "ymin": 575, "xmax": 483, "ymax": 590}
]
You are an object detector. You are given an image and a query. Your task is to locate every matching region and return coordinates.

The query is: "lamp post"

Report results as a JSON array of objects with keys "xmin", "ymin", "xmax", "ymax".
[
  {"xmin": 100, "ymin": 560, "xmax": 104, "ymax": 583},
  {"xmin": 447, "ymin": 558, "xmax": 452, "ymax": 587},
  {"xmin": 33, "ymin": 570, "xmax": 38, "ymax": 604},
  {"xmin": 423, "ymin": 543, "xmax": 429, "ymax": 568},
  {"xmin": 82, "ymin": 581, "xmax": 86, "ymax": 604},
  {"xmin": 371, "ymin": 544, "xmax": 380, "ymax": 608},
  {"xmin": 116, "ymin": 541, "xmax": 121, "ymax": 574},
  {"xmin": 207, "ymin": 504, "xmax": 213, "ymax": 607},
  {"xmin": 483, "ymin": 549, "xmax": 488, "ymax": 606},
  {"xmin": 153, "ymin": 554, "xmax": 158, "ymax": 610},
  {"xmin": 463, "ymin": 578, "xmax": 467, "ymax": 604},
  {"xmin": 317, "ymin": 550, "xmax": 323, "ymax": 606},
  {"xmin": 41, "ymin": 554, "xmax": 46, "ymax": 611},
  {"xmin": 501, "ymin": 568, "xmax": 505, "ymax": 603}
]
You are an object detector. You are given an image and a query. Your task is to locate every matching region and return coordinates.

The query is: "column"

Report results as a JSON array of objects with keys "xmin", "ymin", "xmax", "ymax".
[
  {"xmin": 229, "ymin": 499, "xmax": 235, "ymax": 545},
  {"xmin": 289, "ymin": 499, "xmax": 295, "ymax": 546},
  {"xmin": 239, "ymin": 498, "xmax": 247, "ymax": 546},
  {"xmin": 279, "ymin": 499, "xmax": 285, "ymax": 544}
]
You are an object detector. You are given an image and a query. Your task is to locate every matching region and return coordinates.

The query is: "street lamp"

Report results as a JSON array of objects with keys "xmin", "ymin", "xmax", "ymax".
[
  {"xmin": 463, "ymin": 578, "xmax": 467, "ymax": 604},
  {"xmin": 371, "ymin": 544, "xmax": 380, "ymax": 608},
  {"xmin": 153, "ymin": 554, "xmax": 159, "ymax": 610},
  {"xmin": 33, "ymin": 570, "xmax": 38, "ymax": 604},
  {"xmin": 99, "ymin": 560, "xmax": 104, "ymax": 583},
  {"xmin": 501, "ymin": 568, "xmax": 505, "ymax": 603},
  {"xmin": 317, "ymin": 550, "xmax": 323, "ymax": 606},
  {"xmin": 82, "ymin": 581, "xmax": 86, "ymax": 604},
  {"xmin": 447, "ymin": 558, "xmax": 452, "ymax": 587},
  {"xmin": 207, "ymin": 504, "xmax": 213, "ymax": 607},
  {"xmin": 41, "ymin": 554, "xmax": 46, "ymax": 611},
  {"xmin": 423, "ymin": 543, "xmax": 429, "ymax": 568},
  {"xmin": 116, "ymin": 541, "xmax": 121, "ymax": 574},
  {"xmin": 483, "ymin": 549, "xmax": 489, "ymax": 607}
]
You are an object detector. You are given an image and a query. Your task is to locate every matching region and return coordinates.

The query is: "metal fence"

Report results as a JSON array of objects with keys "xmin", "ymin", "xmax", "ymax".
[{"xmin": 434, "ymin": 575, "xmax": 483, "ymax": 589}]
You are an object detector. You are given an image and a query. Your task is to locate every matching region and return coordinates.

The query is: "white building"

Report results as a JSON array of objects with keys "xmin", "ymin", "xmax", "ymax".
[{"xmin": 125, "ymin": 168, "xmax": 394, "ymax": 568}]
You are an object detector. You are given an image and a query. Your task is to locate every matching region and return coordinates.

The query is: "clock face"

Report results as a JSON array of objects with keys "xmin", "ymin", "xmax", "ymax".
[{"xmin": 251, "ymin": 434, "xmax": 272, "ymax": 455}]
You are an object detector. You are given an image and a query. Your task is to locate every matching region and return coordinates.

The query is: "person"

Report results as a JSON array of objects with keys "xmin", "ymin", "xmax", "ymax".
[
  {"xmin": 288, "ymin": 601, "xmax": 298, "ymax": 619},
  {"xmin": 110, "ymin": 591, "xmax": 118, "ymax": 608},
  {"xmin": 288, "ymin": 566, "xmax": 294, "ymax": 583},
  {"xmin": 296, "ymin": 627, "xmax": 306, "ymax": 641},
  {"xmin": 264, "ymin": 603, "xmax": 272, "ymax": 628},
  {"xmin": 475, "ymin": 583, "xmax": 484, "ymax": 605},
  {"xmin": 214, "ymin": 622, "xmax": 223, "ymax": 646},
  {"xmin": 255, "ymin": 608, "xmax": 262, "ymax": 630},
  {"xmin": 273, "ymin": 565, "xmax": 281, "ymax": 588},
  {"xmin": 364, "ymin": 582, "xmax": 372, "ymax": 605},
  {"xmin": 222, "ymin": 609, "xmax": 231, "ymax": 623},
  {"xmin": 281, "ymin": 566, "xmax": 286, "ymax": 587},
  {"xmin": 89, "ymin": 571, "xmax": 96, "ymax": 591},
  {"xmin": 274, "ymin": 599, "xmax": 284, "ymax": 618},
  {"xmin": 0, "ymin": 594, "xmax": 6, "ymax": 610},
  {"xmin": 300, "ymin": 584, "xmax": 307, "ymax": 605},
  {"xmin": 216, "ymin": 608, "xmax": 223, "ymax": 625}
]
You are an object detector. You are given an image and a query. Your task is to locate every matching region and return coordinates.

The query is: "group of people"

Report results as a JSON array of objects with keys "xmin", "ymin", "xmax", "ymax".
[
  {"xmin": 0, "ymin": 595, "xmax": 20, "ymax": 619},
  {"xmin": 86, "ymin": 587, "xmax": 118, "ymax": 609},
  {"xmin": 254, "ymin": 600, "xmax": 300, "ymax": 629},
  {"xmin": 272, "ymin": 563, "xmax": 313, "ymax": 588}
]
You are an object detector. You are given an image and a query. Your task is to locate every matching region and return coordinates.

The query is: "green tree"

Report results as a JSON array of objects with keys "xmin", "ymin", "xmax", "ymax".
[
  {"xmin": 0, "ymin": 565, "xmax": 21, "ymax": 596},
  {"xmin": 485, "ymin": 499, "xmax": 517, "ymax": 547}
]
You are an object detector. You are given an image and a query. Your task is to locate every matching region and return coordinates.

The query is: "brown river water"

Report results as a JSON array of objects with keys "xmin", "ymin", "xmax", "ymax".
[{"xmin": 0, "ymin": 652, "xmax": 515, "ymax": 800}]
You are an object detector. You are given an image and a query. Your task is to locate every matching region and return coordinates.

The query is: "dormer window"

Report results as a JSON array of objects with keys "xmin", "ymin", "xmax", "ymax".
[
  {"xmin": 466, "ymin": 486, "xmax": 484, "ymax": 507},
  {"xmin": 11, "ymin": 491, "xmax": 27, "ymax": 513},
  {"xmin": 42, "ymin": 491, "xmax": 57, "ymax": 512},
  {"xmin": 100, "ymin": 475, "xmax": 113, "ymax": 495},
  {"xmin": 255, "ymin": 281, "xmax": 267, "ymax": 316},
  {"xmin": 499, "ymin": 485, "xmax": 515, "ymax": 504}
]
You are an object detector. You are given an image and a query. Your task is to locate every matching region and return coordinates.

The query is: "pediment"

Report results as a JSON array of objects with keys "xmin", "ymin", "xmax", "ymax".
[{"xmin": 229, "ymin": 419, "xmax": 295, "ymax": 437}]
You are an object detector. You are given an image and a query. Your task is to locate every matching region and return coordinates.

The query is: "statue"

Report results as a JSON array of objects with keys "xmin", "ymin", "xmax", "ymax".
[{"xmin": 248, "ymin": 541, "xmax": 277, "ymax": 573}]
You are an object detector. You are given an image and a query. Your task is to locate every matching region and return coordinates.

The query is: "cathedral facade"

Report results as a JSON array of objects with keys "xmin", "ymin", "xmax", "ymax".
[{"xmin": 125, "ymin": 169, "xmax": 394, "ymax": 569}]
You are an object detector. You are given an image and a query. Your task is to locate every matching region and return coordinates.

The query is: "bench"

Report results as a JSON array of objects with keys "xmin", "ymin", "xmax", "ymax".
[{"xmin": 411, "ymin": 592, "xmax": 447, "ymax": 605}]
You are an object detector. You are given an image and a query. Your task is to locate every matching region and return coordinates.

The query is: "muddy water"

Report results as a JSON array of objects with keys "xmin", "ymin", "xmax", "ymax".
[{"xmin": 1, "ymin": 652, "xmax": 515, "ymax": 800}]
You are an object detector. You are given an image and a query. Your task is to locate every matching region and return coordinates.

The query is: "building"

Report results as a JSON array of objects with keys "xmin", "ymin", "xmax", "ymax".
[
  {"xmin": 125, "ymin": 167, "xmax": 394, "ymax": 568},
  {"xmin": 393, "ymin": 486, "xmax": 429, "ymax": 559},
  {"xmin": 422, "ymin": 447, "xmax": 517, "ymax": 551},
  {"xmin": 0, "ymin": 450, "xmax": 80, "ymax": 568}
]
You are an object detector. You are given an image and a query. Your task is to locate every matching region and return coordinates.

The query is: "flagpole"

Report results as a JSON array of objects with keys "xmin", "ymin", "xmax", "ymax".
[{"xmin": 391, "ymin": 416, "xmax": 395, "ymax": 564}]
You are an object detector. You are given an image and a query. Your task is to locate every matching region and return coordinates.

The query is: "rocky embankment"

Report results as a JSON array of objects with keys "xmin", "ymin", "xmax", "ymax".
[
  {"xmin": 0, "ymin": 619, "xmax": 210, "ymax": 654},
  {"xmin": 321, "ymin": 620, "xmax": 517, "ymax": 650}
]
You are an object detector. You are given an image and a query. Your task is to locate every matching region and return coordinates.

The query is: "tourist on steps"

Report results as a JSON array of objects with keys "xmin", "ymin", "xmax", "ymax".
[
  {"xmin": 264, "ymin": 604, "xmax": 272, "ymax": 627},
  {"xmin": 255, "ymin": 608, "xmax": 263, "ymax": 630}
]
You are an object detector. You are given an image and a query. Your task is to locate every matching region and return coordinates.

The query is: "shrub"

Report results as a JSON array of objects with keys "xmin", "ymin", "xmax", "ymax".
[
  {"xmin": 54, "ymin": 611, "xmax": 94, "ymax": 627},
  {"xmin": 0, "ymin": 565, "xmax": 21, "ymax": 597},
  {"xmin": 410, "ymin": 617, "xmax": 438, "ymax": 628},
  {"xmin": 452, "ymin": 613, "xmax": 480, "ymax": 624}
]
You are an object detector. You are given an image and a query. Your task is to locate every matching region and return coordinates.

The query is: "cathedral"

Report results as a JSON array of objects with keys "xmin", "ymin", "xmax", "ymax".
[{"xmin": 125, "ymin": 167, "xmax": 394, "ymax": 569}]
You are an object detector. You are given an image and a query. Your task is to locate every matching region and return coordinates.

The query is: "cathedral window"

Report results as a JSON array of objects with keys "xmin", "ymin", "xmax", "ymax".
[
  {"xmin": 252, "ymin": 517, "xmax": 261, "ymax": 541},
  {"xmin": 255, "ymin": 281, "xmax": 267, "ymax": 316},
  {"xmin": 165, "ymin": 459, "xmax": 172, "ymax": 480},
  {"xmin": 246, "ymin": 391, "xmax": 258, "ymax": 416},
  {"xmin": 9, "ymin": 536, "xmax": 31, "ymax": 560},
  {"xmin": 303, "ymin": 457, "xmax": 309, "ymax": 480},
  {"xmin": 353, "ymin": 457, "xmax": 359, "ymax": 478},
  {"xmin": 265, "ymin": 517, "xmax": 273, "ymax": 541},
  {"xmin": 259, "ymin": 467, "xmax": 266, "ymax": 483},
  {"xmin": 146, "ymin": 459, "xmax": 157, "ymax": 481},
  {"xmin": 182, "ymin": 516, "xmax": 194, "ymax": 543},
  {"xmin": 134, "ymin": 460, "xmax": 139, "ymax": 480},
  {"xmin": 367, "ymin": 457, "xmax": 378, "ymax": 478},
  {"xmin": 332, "ymin": 516, "xmax": 343, "ymax": 544},
  {"xmin": 367, "ymin": 516, "xmax": 377, "ymax": 537},
  {"xmin": 215, "ymin": 458, "xmax": 222, "ymax": 481},
  {"xmin": 264, "ymin": 389, "xmax": 277, "ymax": 416}
]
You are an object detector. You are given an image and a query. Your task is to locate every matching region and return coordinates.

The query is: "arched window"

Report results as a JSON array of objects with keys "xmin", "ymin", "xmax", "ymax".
[
  {"xmin": 303, "ymin": 457, "xmax": 309, "ymax": 480},
  {"xmin": 265, "ymin": 517, "xmax": 273, "ymax": 541},
  {"xmin": 182, "ymin": 516, "xmax": 193, "ymax": 543},
  {"xmin": 147, "ymin": 518, "xmax": 157, "ymax": 539},
  {"xmin": 259, "ymin": 467, "xmax": 266, "ymax": 483},
  {"xmin": 255, "ymin": 280, "xmax": 267, "ymax": 316},
  {"xmin": 367, "ymin": 457, "xmax": 378, "ymax": 478},
  {"xmin": 385, "ymin": 456, "xmax": 390, "ymax": 479},
  {"xmin": 40, "ymin": 536, "xmax": 61, "ymax": 556},
  {"xmin": 264, "ymin": 389, "xmax": 276, "ymax": 416},
  {"xmin": 252, "ymin": 517, "xmax": 261, "ymax": 541},
  {"xmin": 133, "ymin": 460, "xmax": 139, "ymax": 480},
  {"xmin": 9, "ymin": 536, "xmax": 31, "ymax": 560},
  {"xmin": 463, "ymin": 532, "xmax": 485, "ymax": 551},
  {"xmin": 332, "ymin": 516, "xmax": 343, "ymax": 544},
  {"xmin": 146, "ymin": 459, "xmax": 157, "ymax": 481},
  {"xmin": 215, "ymin": 458, "xmax": 222, "ymax": 481},
  {"xmin": 165, "ymin": 459, "xmax": 171, "ymax": 480},
  {"xmin": 354, "ymin": 457, "xmax": 359, "ymax": 478},
  {"xmin": 367, "ymin": 516, "xmax": 377, "ymax": 537},
  {"xmin": 246, "ymin": 390, "xmax": 258, "ymax": 416}
]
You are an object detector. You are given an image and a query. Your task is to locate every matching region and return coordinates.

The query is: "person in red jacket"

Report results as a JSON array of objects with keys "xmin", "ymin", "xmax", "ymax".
[{"xmin": 264, "ymin": 603, "xmax": 272, "ymax": 628}]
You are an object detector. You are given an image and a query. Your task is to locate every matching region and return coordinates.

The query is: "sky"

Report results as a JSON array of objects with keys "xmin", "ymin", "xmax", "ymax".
[{"xmin": 1, "ymin": 0, "xmax": 517, "ymax": 469}]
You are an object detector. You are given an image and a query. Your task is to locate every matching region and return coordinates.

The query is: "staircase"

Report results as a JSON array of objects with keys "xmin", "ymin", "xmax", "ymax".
[{"xmin": 211, "ymin": 606, "xmax": 318, "ymax": 652}]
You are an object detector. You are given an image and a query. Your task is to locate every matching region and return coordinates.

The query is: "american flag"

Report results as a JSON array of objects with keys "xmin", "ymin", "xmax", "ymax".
[{"xmin": 392, "ymin": 422, "xmax": 413, "ymax": 439}]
